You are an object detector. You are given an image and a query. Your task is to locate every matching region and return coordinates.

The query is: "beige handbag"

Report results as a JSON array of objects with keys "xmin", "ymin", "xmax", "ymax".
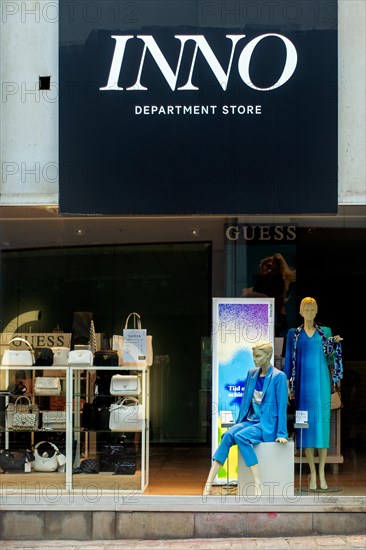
[
  {"xmin": 34, "ymin": 377, "xmax": 61, "ymax": 396},
  {"xmin": 331, "ymin": 385, "xmax": 342, "ymax": 410}
]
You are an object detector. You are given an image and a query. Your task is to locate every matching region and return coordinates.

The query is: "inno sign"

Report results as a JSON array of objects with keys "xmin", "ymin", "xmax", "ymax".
[{"xmin": 100, "ymin": 33, "xmax": 298, "ymax": 92}]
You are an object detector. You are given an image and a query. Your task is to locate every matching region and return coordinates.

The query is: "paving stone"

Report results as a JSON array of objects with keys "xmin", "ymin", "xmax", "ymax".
[
  {"xmin": 0, "ymin": 511, "xmax": 44, "ymax": 540},
  {"xmin": 116, "ymin": 512, "xmax": 195, "ymax": 539},
  {"xmin": 313, "ymin": 514, "xmax": 366, "ymax": 536},
  {"xmin": 91, "ymin": 512, "xmax": 116, "ymax": 540},
  {"xmin": 246, "ymin": 512, "xmax": 312, "ymax": 537},
  {"xmin": 194, "ymin": 512, "xmax": 247, "ymax": 538},
  {"xmin": 44, "ymin": 512, "xmax": 91, "ymax": 540}
]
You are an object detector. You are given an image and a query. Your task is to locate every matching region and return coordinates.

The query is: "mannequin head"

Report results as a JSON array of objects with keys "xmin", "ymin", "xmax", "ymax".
[
  {"xmin": 300, "ymin": 297, "xmax": 318, "ymax": 322},
  {"xmin": 252, "ymin": 341, "xmax": 273, "ymax": 369}
]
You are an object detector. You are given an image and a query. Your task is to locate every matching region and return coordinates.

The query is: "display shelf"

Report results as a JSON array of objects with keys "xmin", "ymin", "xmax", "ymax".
[{"xmin": 0, "ymin": 364, "xmax": 150, "ymax": 493}]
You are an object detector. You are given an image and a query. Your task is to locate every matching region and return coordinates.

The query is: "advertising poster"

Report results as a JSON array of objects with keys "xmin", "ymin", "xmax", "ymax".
[{"xmin": 212, "ymin": 298, "xmax": 274, "ymax": 482}]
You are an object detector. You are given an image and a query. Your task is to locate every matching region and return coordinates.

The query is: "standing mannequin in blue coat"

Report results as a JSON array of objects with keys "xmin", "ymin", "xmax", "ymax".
[
  {"xmin": 284, "ymin": 297, "xmax": 343, "ymax": 490},
  {"xmin": 203, "ymin": 341, "xmax": 288, "ymax": 496}
]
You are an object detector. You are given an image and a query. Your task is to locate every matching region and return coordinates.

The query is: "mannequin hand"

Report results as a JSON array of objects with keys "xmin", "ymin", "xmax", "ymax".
[
  {"xmin": 276, "ymin": 437, "xmax": 288, "ymax": 444},
  {"xmin": 333, "ymin": 335, "xmax": 343, "ymax": 343}
]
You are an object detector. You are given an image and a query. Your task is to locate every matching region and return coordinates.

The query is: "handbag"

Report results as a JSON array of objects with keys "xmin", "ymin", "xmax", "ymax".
[
  {"xmin": 42, "ymin": 410, "xmax": 67, "ymax": 430},
  {"xmin": 34, "ymin": 377, "xmax": 61, "ymax": 396},
  {"xmin": 112, "ymin": 312, "xmax": 153, "ymax": 367},
  {"xmin": 93, "ymin": 350, "xmax": 119, "ymax": 367},
  {"xmin": 82, "ymin": 399, "xmax": 110, "ymax": 431},
  {"xmin": 110, "ymin": 374, "xmax": 141, "ymax": 396},
  {"xmin": 33, "ymin": 441, "xmax": 64, "ymax": 472},
  {"xmin": 34, "ymin": 347, "xmax": 54, "ymax": 366},
  {"xmin": 0, "ymin": 449, "xmax": 35, "ymax": 472},
  {"xmin": 12, "ymin": 395, "xmax": 39, "ymax": 430},
  {"xmin": 51, "ymin": 347, "xmax": 70, "ymax": 366},
  {"xmin": 1, "ymin": 337, "xmax": 35, "ymax": 366},
  {"xmin": 109, "ymin": 396, "xmax": 144, "ymax": 432},
  {"xmin": 99, "ymin": 441, "xmax": 136, "ymax": 474},
  {"xmin": 331, "ymin": 385, "xmax": 342, "ymax": 410},
  {"xmin": 68, "ymin": 349, "xmax": 93, "ymax": 366}
]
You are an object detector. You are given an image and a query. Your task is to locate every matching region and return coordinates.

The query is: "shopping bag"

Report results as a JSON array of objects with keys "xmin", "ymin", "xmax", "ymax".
[{"xmin": 113, "ymin": 312, "xmax": 153, "ymax": 367}]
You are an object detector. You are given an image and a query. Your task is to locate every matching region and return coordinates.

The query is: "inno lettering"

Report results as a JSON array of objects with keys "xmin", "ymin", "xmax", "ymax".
[{"xmin": 100, "ymin": 34, "xmax": 298, "ymax": 92}]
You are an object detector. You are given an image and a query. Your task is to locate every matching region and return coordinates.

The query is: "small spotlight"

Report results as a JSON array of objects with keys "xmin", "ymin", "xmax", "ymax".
[
  {"xmin": 75, "ymin": 228, "xmax": 85, "ymax": 236},
  {"xmin": 191, "ymin": 228, "xmax": 200, "ymax": 237}
]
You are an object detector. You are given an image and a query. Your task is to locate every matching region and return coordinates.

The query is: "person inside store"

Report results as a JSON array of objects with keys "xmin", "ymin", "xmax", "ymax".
[
  {"xmin": 203, "ymin": 341, "xmax": 288, "ymax": 497},
  {"xmin": 283, "ymin": 297, "xmax": 343, "ymax": 491},
  {"xmin": 241, "ymin": 252, "xmax": 296, "ymax": 336}
]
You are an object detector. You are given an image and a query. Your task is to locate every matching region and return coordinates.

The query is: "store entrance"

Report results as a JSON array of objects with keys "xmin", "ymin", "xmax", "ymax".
[{"xmin": 1, "ymin": 242, "xmax": 212, "ymax": 444}]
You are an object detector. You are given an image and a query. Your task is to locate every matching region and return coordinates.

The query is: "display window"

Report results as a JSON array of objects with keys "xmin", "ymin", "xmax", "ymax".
[{"xmin": 0, "ymin": 218, "xmax": 365, "ymax": 504}]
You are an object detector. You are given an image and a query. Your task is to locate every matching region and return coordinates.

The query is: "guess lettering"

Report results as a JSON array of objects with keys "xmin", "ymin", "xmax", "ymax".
[{"xmin": 100, "ymin": 33, "xmax": 298, "ymax": 92}]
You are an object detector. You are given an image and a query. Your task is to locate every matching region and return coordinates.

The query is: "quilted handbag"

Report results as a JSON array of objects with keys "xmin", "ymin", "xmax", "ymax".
[
  {"xmin": 68, "ymin": 349, "xmax": 93, "ymax": 366},
  {"xmin": 112, "ymin": 312, "xmax": 153, "ymax": 367},
  {"xmin": 110, "ymin": 374, "xmax": 141, "ymax": 396},
  {"xmin": 51, "ymin": 347, "xmax": 70, "ymax": 366},
  {"xmin": 109, "ymin": 397, "xmax": 144, "ymax": 432},
  {"xmin": 12, "ymin": 396, "xmax": 39, "ymax": 430},
  {"xmin": 42, "ymin": 410, "xmax": 67, "ymax": 431},
  {"xmin": 331, "ymin": 385, "xmax": 342, "ymax": 410},
  {"xmin": 33, "ymin": 441, "xmax": 64, "ymax": 472},
  {"xmin": 34, "ymin": 377, "xmax": 61, "ymax": 396},
  {"xmin": 1, "ymin": 337, "xmax": 35, "ymax": 366}
]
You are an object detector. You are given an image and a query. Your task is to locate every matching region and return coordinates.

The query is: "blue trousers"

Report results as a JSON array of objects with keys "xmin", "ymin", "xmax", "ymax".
[{"xmin": 213, "ymin": 421, "xmax": 264, "ymax": 467}]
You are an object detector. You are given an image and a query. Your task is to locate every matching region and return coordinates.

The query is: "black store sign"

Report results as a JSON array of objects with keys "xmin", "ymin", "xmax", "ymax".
[{"xmin": 59, "ymin": 0, "xmax": 338, "ymax": 215}]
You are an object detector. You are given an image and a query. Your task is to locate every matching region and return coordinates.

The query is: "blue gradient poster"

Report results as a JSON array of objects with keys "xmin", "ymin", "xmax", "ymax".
[{"xmin": 212, "ymin": 298, "xmax": 274, "ymax": 482}]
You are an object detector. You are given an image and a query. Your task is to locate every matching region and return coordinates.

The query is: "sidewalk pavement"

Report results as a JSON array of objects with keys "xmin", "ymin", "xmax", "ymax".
[{"xmin": 1, "ymin": 536, "xmax": 365, "ymax": 549}]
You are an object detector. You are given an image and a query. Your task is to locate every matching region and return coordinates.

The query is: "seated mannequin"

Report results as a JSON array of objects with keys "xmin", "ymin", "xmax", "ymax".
[{"xmin": 203, "ymin": 341, "xmax": 288, "ymax": 496}]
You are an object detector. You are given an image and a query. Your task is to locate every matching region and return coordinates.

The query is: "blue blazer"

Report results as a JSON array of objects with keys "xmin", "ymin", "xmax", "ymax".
[{"xmin": 236, "ymin": 365, "xmax": 288, "ymax": 440}]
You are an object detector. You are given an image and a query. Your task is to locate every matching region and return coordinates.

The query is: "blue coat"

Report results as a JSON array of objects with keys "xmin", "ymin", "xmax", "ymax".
[{"xmin": 236, "ymin": 365, "xmax": 288, "ymax": 440}]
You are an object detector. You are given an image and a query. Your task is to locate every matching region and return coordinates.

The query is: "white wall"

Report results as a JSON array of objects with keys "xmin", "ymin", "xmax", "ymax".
[
  {"xmin": 0, "ymin": 0, "xmax": 365, "ymax": 206},
  {"xmin": 0, "ymin": 1, "xmax": 58, "ymax": 205},
  {"xmin": 338, "ymin": 0, "xmax": 366, "ymax": 204}
]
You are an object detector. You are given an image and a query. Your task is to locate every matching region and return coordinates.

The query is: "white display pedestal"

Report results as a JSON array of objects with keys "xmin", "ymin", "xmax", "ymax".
[{"xmin": 237, "ymin": 440, "xmax": 294, "ymax": 497}]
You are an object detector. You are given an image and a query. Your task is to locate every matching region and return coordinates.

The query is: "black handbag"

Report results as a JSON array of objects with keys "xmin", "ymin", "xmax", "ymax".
[
  {"xmin": 0, "ymin": 449, "xmax": 34, "ymax": 472},
  {"xmin": 82, "ymin": 398, "xmax": 111, "ymax": 431},
  {"xmin": 93, "ymin": 350, "xmax": 119, "ymax": 367},
  {"xmin": 34, "ymin": 347, "xmax": 54, "ymax": 366},
  {"xmin": 99, "ymin": 441, "xmax": 136, "ymax": 474}
]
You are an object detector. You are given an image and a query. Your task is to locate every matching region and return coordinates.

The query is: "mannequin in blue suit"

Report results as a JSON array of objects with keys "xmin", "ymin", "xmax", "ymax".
[{"xmin": 203, "ymin": 341, "xmax": 288, "ymax": 496}]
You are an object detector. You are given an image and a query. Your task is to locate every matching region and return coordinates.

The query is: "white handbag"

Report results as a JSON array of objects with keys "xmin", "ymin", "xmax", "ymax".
[
  {"xmin": 109, "ymin": 397, "xmax": 144, "ymax": 432},
  {"xmin": 67, "ymin": 349, "xmax": 93, "ymax": 366},
  {"xmin": 110, "ymin": 374, "xmax": 141, "ymax": 396},
  {"xmin": 112, "ymin": 312, "xmax": 153, "ymax": 367},
  {"xmin": 33, "ymin": 441, "xmax": 64, "ymax": 472},
  {"xmin": 42, "ymin": 410, "xmax": 67, "ymax": 430},
  {"xmin": 34, "ymin": 377, "xmax": 61, "ymax": 396},
  {"xmin": 1, "ymin": 337, "xmax": 35, "ymax": 366},
  {"xmin": 51, "ymin": 347, "xmax": 70, "ymax": 366}
]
